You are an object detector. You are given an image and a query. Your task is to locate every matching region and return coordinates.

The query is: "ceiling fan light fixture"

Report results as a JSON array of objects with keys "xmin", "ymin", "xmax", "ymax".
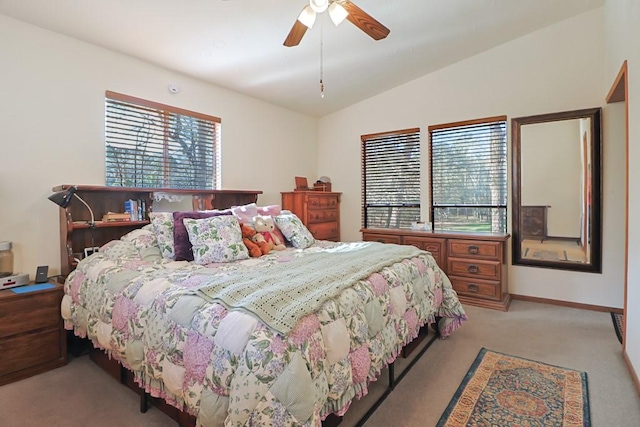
[
  {"xmin": 309, "ymin": 0, "xmax": 329, "ymax": 14},
  {"xmin": 297, "ymin": 5, "xmax": 317, "ymax": 28},
  {"xmin": 328, "ymin": 2, "xmax": 348, "ymax": 26}
]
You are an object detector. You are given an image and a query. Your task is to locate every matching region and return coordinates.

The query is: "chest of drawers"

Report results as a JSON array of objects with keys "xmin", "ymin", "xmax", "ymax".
[
  {"xmin": 361, "ymin": 228, "xmax": 510, "ymax": 311},
  {"xmin": 282, "ymin": 191, "xmax": 342, "ymax": 241}
]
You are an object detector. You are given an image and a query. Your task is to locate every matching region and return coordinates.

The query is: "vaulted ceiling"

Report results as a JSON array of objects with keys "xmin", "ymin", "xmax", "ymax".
[{"xmin": 0, "ymin": 0, "xmax": 603, "ymax": 117}]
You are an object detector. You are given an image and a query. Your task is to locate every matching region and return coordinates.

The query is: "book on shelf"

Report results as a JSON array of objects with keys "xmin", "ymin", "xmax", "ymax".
[
  {"xmin": 102, "ymin": 212, "xmax": 131, "ymax": 222},
  {"xmin": 124, "ymin": 199, "xmax": 146, "ymax": 221}
]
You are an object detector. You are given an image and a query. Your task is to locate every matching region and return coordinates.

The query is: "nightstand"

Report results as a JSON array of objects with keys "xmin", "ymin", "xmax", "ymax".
[{"xmin": 0, "ymin": 281, "xmax": 67, "ymax": 385}]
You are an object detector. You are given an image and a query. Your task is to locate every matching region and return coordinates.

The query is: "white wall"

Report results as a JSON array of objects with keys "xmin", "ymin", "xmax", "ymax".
[
  {"xmin": 318, "ymin": 8, "xmax": 627, "ymax": 309},
  {"xmin": 604, "ymin": 0, "xmax": 640, "ymax": 388},
  {"xmin": 521, "ymin": 120, "xmax": 582, "ymax": 238},
  {"xmin": 0, "ymin": 14, "xmax": 318, "ymax": 277}
]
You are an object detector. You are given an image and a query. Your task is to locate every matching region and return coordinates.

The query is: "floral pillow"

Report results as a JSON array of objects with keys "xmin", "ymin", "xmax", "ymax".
[
  {"xmin": 183, "ymin": 215, "xmax": 249, "ymax": 265},
  {"xmin": 173, "ymin": 210, "xmax": 231, "ymax": 261},
  {"xmin": 149, "ymin": 212, "xmax": 175, "ymax": 260},
  {"xmin": 274, "ymin": 213, "xmax": 315, "ymax": 249}
]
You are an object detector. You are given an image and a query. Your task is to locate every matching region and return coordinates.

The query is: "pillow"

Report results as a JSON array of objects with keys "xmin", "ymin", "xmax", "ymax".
[
  {"xmin": 183, "ymin": 216, "xmax": 249, "ymax": 265},
  {"xmin": 231, "ymin": 203, "xmax": 259, "ymax": 223},
  {"xmin": 232, "ymin": 203, "xmax": 287, "ymax": 245},
  {"xmin": 149, "ymin": 212, "xmax": 175, "ymax": 260},
  {"xmin": 173, "ymin": 210, "xmax": 231, "ymax": 261},
  {"xmin": 274, "ymin": 213, "xmax": 315, "ymax": 249}
]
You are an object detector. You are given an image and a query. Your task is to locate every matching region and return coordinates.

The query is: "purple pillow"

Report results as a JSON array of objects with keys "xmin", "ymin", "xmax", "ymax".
[{"xmin": 173, "ymin": 211, "xmax": 232, "ymax": 261}]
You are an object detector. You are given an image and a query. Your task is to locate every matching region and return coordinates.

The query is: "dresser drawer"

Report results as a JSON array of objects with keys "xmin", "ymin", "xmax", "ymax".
[
  {"xmin": 362, "ymin": 233, "xmax": 402, "ymax": 245},
  {"xmin": 450, "ymin": 276, "xmax": 501, "ymax": 301},
  {"xmin": 447, "ymin": 240, "xmax": 501, "ymax": 261},
  {"xmin": 307, "ymin": 195, "xmax": 339, "ymax": 209},
  {"xmin": 0, "ymin": 327, "xmax": 63, "ymax": 378},
  {"xmin": 307, "ymin": 209, "xmax": 338, "ymax": 224},
  {"xmin": 308, "ymin": 221, "xmax": 339, "ymax": 241},
  {"xmin": 403, "ymin": 237, "xmax": 444, "ymax": 268},
  {"xmin": 447, "ymin": 258, "xmax": 501, "ymax": 281},
  {"xmin": 0, "ymin": 290, "xmax": 62, "ymax": 339}
]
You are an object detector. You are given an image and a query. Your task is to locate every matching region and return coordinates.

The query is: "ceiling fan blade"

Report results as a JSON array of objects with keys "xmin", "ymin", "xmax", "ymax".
[
  {"xmin": 341, "ymin": 1, "xmax": 390, "ymax": 41},
  {"xmin": 284, "ymin": 20, "xmax": 309, "ymax": 47}
]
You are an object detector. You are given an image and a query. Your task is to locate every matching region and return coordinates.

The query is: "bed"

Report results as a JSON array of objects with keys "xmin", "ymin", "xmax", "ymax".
[{"xmin": 60, "ymin": 213, "xmax": 467, "ymax": 427}]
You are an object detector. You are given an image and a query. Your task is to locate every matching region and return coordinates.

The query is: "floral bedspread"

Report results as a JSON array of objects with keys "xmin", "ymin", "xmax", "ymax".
[{"xmin": 61, "ymin": 226, "xmax": 467, "ymax": 427}]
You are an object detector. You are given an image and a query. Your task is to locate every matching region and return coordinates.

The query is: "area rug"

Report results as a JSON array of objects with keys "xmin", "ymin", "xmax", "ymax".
[
  {"xmin": 611, "ymin": 312, "xmax": 624, "ymax": 344},
  {"xmin": 437, "ymin": 348, "xmax": 590, "ymax": 427}
]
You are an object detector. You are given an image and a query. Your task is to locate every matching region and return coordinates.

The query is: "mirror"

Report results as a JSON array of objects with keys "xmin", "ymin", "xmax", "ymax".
[{"xmin": 512, "ymin": 108, "xmax": 602, "ymax": 272}]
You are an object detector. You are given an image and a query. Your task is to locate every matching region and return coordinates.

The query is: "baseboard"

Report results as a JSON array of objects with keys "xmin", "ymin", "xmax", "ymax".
[
  {"xmin": 510, "ymin": 293, "xmax": 623, "ymax": 314},
  {"xmin": 623, "ymin": 350, "xmax": 640, "ymax": 397}
]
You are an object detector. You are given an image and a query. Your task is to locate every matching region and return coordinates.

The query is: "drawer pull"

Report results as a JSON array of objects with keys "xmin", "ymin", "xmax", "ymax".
[
  {"xmin": 467, "ymin": 284, "xmax": 479, "ymax": 293},
  {"xmin": 467, "ymin": 245, "xmax": 479, "ymax": 255},
  {"xmin": 467, "ymin": 265, "xmax": 479, "ymax": 274}
]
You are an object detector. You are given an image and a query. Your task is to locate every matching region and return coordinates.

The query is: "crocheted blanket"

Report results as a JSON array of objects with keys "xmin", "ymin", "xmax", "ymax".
[{"xmin": 196, "ymin": 242, "xmax": 422, "ymax": 335}]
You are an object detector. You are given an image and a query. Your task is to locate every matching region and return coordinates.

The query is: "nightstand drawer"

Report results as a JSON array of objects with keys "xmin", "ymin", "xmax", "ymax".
[
  {"xmin": 447, "ymin": 258, "xmax": 501, "ymax": 281},
  {"xmin": 307, "ymin": 209, "xmax": 338, "ymax": 223},
  {"xmin": 0, "ymin": 291, "xmax": 62, "ymax": 339},
  {"xmin": 448, "ymin": 240, "xmax": 501, "ymax": 261},
  {"xmin": 307, "ymin": 195, "xmax": 339, "ymax": 209},
  {"xmin": 450, "ymin": 276, "xmax": 500, "ymax": 301},
  {"xmin": 308, "ymin": 221, "xmax": 339, "ymax": 240},
  {"xmin": 0, "ymin": 328, "xmax": 63, "ymax": 379}
]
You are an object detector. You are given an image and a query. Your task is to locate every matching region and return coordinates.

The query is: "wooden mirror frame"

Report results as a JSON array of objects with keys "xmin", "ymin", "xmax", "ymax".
[{"xmin": 511, "ymin": 107, "xmax": 602, "ymax": 272}]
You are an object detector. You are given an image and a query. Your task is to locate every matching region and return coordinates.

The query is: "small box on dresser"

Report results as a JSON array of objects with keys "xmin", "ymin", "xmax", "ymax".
[
  {"xmin": 281, "ymin": 191, "xmax": 341, "ymax": 241},
  {"xmin": 0, "ymin": 281, "xmax": 67, "ymax": 385}
]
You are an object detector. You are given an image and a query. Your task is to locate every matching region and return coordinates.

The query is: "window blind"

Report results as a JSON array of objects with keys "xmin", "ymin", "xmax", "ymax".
[
  {"xmin": 361, "ymin": 128, "xmax": 421, "ymax": 229},
  {"xmin": 105, "ymin": 91, "xmax": 221, "ymax": 189},
  {"xmin": 429, "ymin": 117, "xmax": 507, "ymax": 233}
]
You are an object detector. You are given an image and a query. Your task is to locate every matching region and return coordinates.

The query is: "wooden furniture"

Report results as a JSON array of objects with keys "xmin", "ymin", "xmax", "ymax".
[
  {"xmin": 53, "ymin": 185, "xmax": 262, "ymax": 277},
  {"xmin": 0, "ymin": 282, "xmax": 66, "ymax": 385},
  {"xmin": 281, "ymin": 191, "xmax": 341, "ymax": 241},
  {"xmin": 521, "ymin": 205, "xmax": 548, "ymax": 242},
  {"xmin": 362, "ymin": 228, "xmax": 510, "ymax": 311}
]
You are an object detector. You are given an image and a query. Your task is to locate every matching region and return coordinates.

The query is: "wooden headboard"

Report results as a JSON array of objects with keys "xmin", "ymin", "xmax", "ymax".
[{"xmin": 53, "ymin": 185, "xmax": 262, "ymax": 277}]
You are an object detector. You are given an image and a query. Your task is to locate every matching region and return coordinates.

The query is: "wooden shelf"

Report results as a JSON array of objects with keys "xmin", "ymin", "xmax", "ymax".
[
  {"xmin": 71, "ymin": 221, "xmax": 150, "ymax": 229},
  {"xmin": 55, "ymin": 185, "xmax": 262, "ymax": 277}
]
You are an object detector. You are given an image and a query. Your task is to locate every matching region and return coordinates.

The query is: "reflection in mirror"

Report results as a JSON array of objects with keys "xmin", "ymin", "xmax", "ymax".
[{"xmin": 512, "ymin": 108, "xmax": 602, "ymax": 273}]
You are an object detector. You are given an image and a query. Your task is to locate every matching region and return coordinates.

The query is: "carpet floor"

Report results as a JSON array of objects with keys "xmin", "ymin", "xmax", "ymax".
[{"xmin": 436, "ymin": 348, "xmax": 589, "ymax": 426}]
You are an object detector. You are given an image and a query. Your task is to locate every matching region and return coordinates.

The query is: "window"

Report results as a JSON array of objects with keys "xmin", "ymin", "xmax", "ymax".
[
  {"xmin": 105, "ymin": 91, "xmax": 221, "ymax": 189},
  {"xmin": 429, "ymin": 116, "xmax": 507, "ymax": 233},
  {"xmin": 361, "ymin": 128, "xmax": 421, "ymax": 229}
]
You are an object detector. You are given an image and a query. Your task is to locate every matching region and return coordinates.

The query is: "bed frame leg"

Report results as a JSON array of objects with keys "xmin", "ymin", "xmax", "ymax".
[
  {"xmin": 140, "ymin": 392, "xmax": 149, "ymax": 413},
  {"xmin": 388, "ymin": 362, "xmax": 395, "ymax": 390}
]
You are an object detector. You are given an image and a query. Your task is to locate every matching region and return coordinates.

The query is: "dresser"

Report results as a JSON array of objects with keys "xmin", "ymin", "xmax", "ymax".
[
  {"xmin": 281, "ymin": 191, "xmax": 341, "ymax": 241},
  {"xmin": 361, "ymin": 228, "xmax": 510, "ymax": 311},
  {"xmin": 0, "ymin": 282, "xmax": 67, "ymax": 385},
  {"xmin": 521, "ymin": 205, "xmax": 548, "ymax": 242}
]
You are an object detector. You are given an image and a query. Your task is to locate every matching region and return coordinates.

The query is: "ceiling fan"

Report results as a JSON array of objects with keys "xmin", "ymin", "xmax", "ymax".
[{"xmin": 284, "ymin": 0, "xmax": 390, "ymax": 47}]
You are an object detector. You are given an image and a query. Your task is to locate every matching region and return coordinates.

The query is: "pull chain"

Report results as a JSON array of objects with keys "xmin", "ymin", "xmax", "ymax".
[{"xmin": 320, "ymin": 20, "xmax": 324, "ymax": 98}]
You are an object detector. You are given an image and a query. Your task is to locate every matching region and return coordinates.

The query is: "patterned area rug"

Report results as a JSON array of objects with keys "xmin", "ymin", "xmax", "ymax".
[
  {"xmin": 611, "ymin": 312, "xmax": 624, "ymax": 344},
  {"xmin": 437, "ymin": 348, "xmax": 590, "ymax": 427}
]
